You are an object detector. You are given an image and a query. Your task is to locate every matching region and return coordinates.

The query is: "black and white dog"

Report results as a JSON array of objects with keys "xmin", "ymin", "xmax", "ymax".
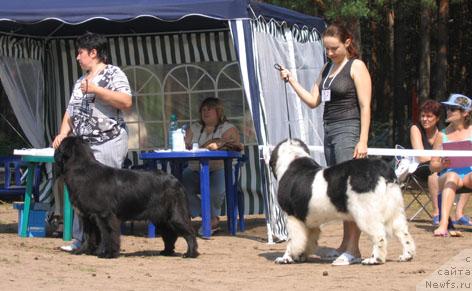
[
  {"xmin": 55, "ymin": 136, "xmax": 198, "ymax": 259},
  {"xmin": 269, "ymin": 139, "xmax": 415, "ymax": 265}
]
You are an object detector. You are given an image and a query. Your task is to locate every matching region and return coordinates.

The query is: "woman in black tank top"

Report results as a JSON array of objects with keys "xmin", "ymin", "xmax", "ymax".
[
  {"xmin": 278, "ymin": 23, "xmax": 372, "ymax": 265},
  {"xmin": 409, "ymin": 99, "xmax": 441, "ymax": 224}
]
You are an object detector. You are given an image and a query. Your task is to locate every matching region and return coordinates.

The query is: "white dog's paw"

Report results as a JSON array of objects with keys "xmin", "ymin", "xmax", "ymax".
[
  {"xmin": 361, "ymin": 257, "xmax": 384, "ymax": 265},
  {"xmin": 274, "ymin": 255, "xmax": 295, "ymax": 264},
  {"xmin": 399, "ymin": 253, "xmax": 413, "ymax": 262}
]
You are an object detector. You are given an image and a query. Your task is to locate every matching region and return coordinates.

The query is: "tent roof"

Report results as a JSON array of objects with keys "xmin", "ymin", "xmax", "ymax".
[{"xmin": 0, "ymin": 0, "xmax": 325, "ymax": 37}]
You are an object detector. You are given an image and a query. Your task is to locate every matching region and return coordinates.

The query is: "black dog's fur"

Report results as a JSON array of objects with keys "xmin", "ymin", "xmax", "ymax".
[{"xmin": 55, "ymin": 136, "xmax": 198, "ymax": 259}]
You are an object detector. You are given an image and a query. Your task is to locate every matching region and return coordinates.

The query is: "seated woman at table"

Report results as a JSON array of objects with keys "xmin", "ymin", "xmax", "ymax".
[
  {"xmin": 430, "ymin": 94, "xmax": 472, "ymax": 237},
  {"xmin": 410, "ymin": 99, "xmax": 441, "ymax": 225},
  {"xmin": 182, "ymin": 97, "xmax": 241, "ymax": 235}
]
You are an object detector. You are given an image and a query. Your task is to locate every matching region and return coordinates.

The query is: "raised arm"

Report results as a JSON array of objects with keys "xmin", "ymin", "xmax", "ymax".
[
  {"xmin": 279, "ymin": 64, "xmax": 324, "ymax": 109},
  {"xmin": 82, "ymin": 80, "xmax": 132, "ymax": 110}
]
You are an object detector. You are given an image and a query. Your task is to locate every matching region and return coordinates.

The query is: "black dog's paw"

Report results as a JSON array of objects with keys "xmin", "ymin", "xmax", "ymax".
[
  {"xmin": 160, "ymin": 249, "xmax": 176, "ymax": 256},
  {"xmin": 94, "ymin": 245, "xmax": 106, "ymax": 257},
  {"xmin": 182, "ymin": 250, "xmax": 199, "ymax": 258},
  {"xmin": 97, "ymin": 250, "xmax": 119, "ymax": 259}
]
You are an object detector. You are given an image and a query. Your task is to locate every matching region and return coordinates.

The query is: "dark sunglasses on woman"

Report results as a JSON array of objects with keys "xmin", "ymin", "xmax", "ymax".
[{"xmin": 446, "ymin": 106, "xmax": 462, "ymax": 112}]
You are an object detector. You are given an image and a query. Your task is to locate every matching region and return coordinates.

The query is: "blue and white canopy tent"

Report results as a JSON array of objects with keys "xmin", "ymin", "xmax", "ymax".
[{"xmin": 0, "ymin": 0, "xmax": 326, "ymax": 242}]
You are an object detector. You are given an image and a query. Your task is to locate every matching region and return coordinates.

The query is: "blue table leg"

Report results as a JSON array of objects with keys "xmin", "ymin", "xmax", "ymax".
[
  {"xmin": 20, "ymin": 164, "xmax": 35, "ymax": 237},
  {"xmin": 147, "ymin": 160, "xmax": 170, "ymax": 238},
  {"xmin": 147, "ymin": 223, "xmax": 156, "ymax": 238},
  {"xmin": 200, "ymin": 159, "xmax": 211, "ymax": 238},
  {"xmin": 224, "ymin": 159, "xmax": 236, "ymax": 235}
]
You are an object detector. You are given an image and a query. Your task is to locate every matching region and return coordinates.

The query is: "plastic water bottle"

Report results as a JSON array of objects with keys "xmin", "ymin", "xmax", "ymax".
[
  {"xmin": 168, "ymin": 114, "xmax": 178, "ymax": 150},
  {"xmin": 172, "ymin": 127, "xmax": 186, "ymax": 151}
]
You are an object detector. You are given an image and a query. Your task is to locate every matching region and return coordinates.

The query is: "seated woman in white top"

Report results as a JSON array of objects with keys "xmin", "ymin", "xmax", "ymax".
[
  {"xmin": 430, "ymin": 94, "xmax": 472, "ymax": 236},
  {"xmin": 182, "ymin": 97, "xmax": 241, "ymax": 235}
]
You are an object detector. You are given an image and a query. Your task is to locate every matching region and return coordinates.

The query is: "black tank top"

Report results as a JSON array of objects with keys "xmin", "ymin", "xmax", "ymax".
[
  {"xmin": 320, "ymin": 59, "xmax": 360, "ymax": 123},
  {"xmin": 420, "ymin": 126, "xmax": 433, "ymax": 150}
]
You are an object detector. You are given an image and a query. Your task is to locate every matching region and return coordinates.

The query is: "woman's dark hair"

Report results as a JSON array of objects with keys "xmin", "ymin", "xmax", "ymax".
[
  {"xmin": 322, "ymin": 23, "xmax": 359, "ymax": 59},
  {"xmin": 76, "ymin": 32, "xmax": 109, "ymax": 64},
  {"xmin": 420, "ymin": 99, "xmax": 441, "ymax": 117}
]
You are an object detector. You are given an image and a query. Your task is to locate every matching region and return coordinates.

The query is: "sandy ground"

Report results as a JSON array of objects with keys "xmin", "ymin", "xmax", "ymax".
[{"xmin": 0, "ymin": 200, "xmax": 471, "ymax": 291}]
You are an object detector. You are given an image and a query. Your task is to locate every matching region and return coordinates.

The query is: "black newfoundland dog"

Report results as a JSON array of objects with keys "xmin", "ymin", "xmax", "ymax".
[
  {"xmin": 269, "ymin": 139, "xmax": 415, "ymax": 265},
  {"xmin": 54, "ymin": 136, "xmax": 198, "ymax": 259}
]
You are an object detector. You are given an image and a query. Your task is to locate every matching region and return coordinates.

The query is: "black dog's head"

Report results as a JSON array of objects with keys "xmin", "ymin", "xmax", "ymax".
[
  {"xmin": 269, "ymin": 138, "xmax": 310, "ymax": 179},
  {"xmin": 54, "ymin": 136, "xmax": 95, "ymax": 176}
]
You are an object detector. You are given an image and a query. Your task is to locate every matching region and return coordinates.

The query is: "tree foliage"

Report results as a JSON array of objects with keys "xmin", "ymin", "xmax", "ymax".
[{"xmin": 264, "ymin": 0, "xmax": 472, "ymax": 146}]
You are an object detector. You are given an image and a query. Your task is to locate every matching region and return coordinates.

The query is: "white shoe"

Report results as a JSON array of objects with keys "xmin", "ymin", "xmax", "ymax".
[
  {"xmin": 315, "ymin": 247, "xmax": 340, "ymax": 262},
  {"xmin": 60, "ymin": 241, "xmax": 80, "ymax": 252},
  {"xmin": 331, "ymin": 252, "xmax": 362, "ymax": 266}
]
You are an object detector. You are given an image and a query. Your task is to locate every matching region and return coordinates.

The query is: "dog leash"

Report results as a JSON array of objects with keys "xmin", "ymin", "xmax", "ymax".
[{"xmin": 274, "ymin": 63, "xmax": 292, "ymax": 139}]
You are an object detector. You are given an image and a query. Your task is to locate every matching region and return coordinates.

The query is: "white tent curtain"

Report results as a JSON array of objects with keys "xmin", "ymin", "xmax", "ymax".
[
  {"xmin": 0, "ymin": 56, "xmax": 46, "ymax": 148},
  {"xmin": 252, "ymin": 19, "xmax": 326, "ymax": 241}
]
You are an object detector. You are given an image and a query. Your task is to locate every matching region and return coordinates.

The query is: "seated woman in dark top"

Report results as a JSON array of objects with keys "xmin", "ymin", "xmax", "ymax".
[{"xmin": 409, "ymin": 99, "xmax": 441, "ymax": 225}]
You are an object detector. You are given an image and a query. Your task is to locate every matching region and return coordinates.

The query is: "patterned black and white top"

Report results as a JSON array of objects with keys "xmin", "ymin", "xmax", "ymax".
[{"xmin": 66, "ymin": 64, "xmax": 131, "ymax": 144}]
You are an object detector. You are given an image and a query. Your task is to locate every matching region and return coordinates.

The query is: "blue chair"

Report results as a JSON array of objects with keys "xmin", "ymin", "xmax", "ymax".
[{"xmin": 0, "ymin": 156, "xmax": 41, "ymax": 200}]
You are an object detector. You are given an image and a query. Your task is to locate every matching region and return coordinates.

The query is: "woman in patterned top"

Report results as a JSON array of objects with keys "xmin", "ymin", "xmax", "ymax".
[
  {"xmin": 52, "ymin": 32, "xmax": 132, "ymax": 252},
  {"xmin": 182, "ymin": 97, "xmax": 241, "ymax": 236}
]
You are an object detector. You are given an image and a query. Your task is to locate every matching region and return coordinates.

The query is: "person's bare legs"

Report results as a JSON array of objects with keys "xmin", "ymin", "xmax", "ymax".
[
  {"xmin": 428, "ymin": 173, "xmax": 440, "ymax": 217},
  {"xmin": 454, "ymin": 173, "xmax": 472, "ymax": 221},
  {"xmin": 434, "ymin": 172, "xmax": 461, "ymax": 235},
  {"xmin": 454, "ymin": 193, "xmax": 470, "ymax": 220},
  {"xmin": 337, "ymin": 221, "xmax": 361, "ymax": 257}
]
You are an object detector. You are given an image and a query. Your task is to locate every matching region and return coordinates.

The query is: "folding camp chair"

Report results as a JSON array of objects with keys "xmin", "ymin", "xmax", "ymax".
[
  {"xmin": 401, "ymin": 168, "xmax": 433, "ymax": 221},
  {"xmin": 394, "ymin": 146, "xmax": 433, "ymax": 221}
]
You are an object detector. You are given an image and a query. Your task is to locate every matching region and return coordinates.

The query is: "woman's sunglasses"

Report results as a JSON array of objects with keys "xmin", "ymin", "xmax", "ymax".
[{"xmin": 446, "ymin": 106, "xmax": 462, "ymax": 112}]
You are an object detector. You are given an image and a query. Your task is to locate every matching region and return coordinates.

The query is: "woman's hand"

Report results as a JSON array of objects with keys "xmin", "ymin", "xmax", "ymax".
[
  {"xmin": 205, "ymin": 142, "xmax": 220, "ymax": 150},
  {"xmin": 80, "ymin": 78, "xmax": 132, "ymax": 110},
  {"xmin": 80, "ymin": 79, "xmax": 99, "ymax": 94},
  {"xmin": 353, "ymin": 141, "xmax": 368, "ymax": 159},
  {"xmin": 278, "ymin": 66, "xmax": 291, "ymax": 82},
  {"xmin": 52, "ymin": 133, "xmax": 68, "ymax": 149}
]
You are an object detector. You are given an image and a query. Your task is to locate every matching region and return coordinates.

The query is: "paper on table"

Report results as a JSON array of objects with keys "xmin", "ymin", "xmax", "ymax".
[
  {"xmin": 442, "ymin": 141, "xmax": 472, "ymax": 168},
  {"xmin": 153, "ymin": 148, "xmax": 210, "ymax": 153},
  {"xmin": 13, "ymin": 148, "xmax": 55, "ymax": 157}
]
